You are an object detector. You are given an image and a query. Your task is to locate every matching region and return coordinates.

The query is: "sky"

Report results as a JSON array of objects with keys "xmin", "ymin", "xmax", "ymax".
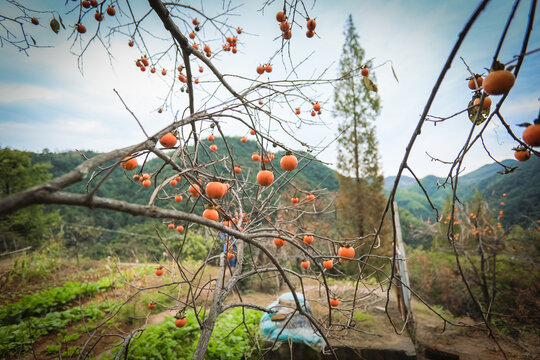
[{"xmin": 0, "ymin": 0, "xmax": 538, "ymax": 179}]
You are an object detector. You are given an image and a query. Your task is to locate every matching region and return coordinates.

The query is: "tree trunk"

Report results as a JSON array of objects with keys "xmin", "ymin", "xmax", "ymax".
[
  {"xmin": 192, "ymin": 231, "xmax": 247, "ymax": 360},
  {"xmin": 355, "ymin": 181, "xmax": 365, "ymax": 236},
  {"xmin": 192, "ymin": 253, "xmax": 226, "ymax": 359},
  {"xmin": 75, "ymin": 241, "xmax": 80, "ymax": 266}
]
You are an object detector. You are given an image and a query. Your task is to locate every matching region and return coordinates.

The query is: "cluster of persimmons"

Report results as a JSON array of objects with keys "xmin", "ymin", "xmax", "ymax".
[{"xmin": 466, "ymin": 61, "xmax": 539, "ymax": 160}]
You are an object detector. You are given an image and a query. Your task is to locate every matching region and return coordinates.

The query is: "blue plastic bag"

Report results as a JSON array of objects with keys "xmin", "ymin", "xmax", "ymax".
[{"xmin": 259, "ymin": 292, "xmax": 325, "ymax": 351}]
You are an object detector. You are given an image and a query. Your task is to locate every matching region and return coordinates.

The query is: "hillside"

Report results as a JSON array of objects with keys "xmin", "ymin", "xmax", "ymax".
[
  {"xmin": 30, "ymin": 137, "xmax": 338, "ymax": 226},
  {"xmin": 193, "ymin": 136, "xmax": 339, "ymax": 192},
  {"xmin": 31, "ymin": 146, "xmax": 538, "ymax": 232},
  {"xmin": 32, "ymin": 137, "xmax": 338, "ymax": 194},
  {"xmin": 387, "ymin": 158, "xmax": 540, "ymax": 227}
]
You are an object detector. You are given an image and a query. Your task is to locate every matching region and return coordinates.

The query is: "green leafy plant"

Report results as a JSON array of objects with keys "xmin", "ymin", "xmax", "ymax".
[
  {"xmin": 0, "ymin": 276, "xmax": 116, "ymax": 326},
  {"xmin": 352, "ymin": 311, "xmax": 374, "ymax": 330},
  {"xmin": 62, "ymin": 346, "xmax": 81, "ymax": 357},
  {"xmin": 0, "ymin": 300, "xmax": 117, "ymax": 356},
  {"xmin": 62, "ymin": 333, "xmax": 80, "ymax": 343},
  {"xmin": 46, "ymin": 344, "xmax": 61, "ymax": 355},
  {"xmin": 104, "ymin": 308, "xmax": 262, "ymax": 360}
]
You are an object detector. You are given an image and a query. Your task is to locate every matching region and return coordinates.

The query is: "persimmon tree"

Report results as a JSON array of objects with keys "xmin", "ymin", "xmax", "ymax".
[
  {"xmin": 379, "ymin": 0, "xmax": 538, "ymax": 356},
  {"xmin": 0, "ymin": 1, "xmax": 377, "ymax": 358},
  {"xmin": 0, "ymin": 0, "xmax": 538, "ymax": 359},
  {"xmin": 415, "ymin": 193, "xmax": 507, "ymax": 320},
  {"xmin": 410, "ymin": 190, "xmax": 539, "ymax": 331}
]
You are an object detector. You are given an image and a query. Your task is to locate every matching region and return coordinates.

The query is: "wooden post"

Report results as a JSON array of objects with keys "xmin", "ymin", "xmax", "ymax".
[{"xmin": 392, "ymin": 202, "xmax": 417, "ymax": 345}]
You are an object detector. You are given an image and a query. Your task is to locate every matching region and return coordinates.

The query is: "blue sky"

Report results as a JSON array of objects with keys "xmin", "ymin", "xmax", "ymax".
[{"xmin": 0, "ymin": 0, "xmax": 538, "ymax": 178}]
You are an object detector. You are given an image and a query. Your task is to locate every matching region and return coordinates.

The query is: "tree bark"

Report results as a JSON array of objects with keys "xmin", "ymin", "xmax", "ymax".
[{"xmin": 192, "ymin": 253, "xmax": 226, "ymax": 360}]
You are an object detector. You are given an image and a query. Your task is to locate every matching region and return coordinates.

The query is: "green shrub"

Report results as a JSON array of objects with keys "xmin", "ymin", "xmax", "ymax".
[
  {"xmin": 169, "ymin": 233, "xmax": 214, "ymax": 262},
  {"xmin": 8, "ymin": 245, "xmax": 62, "ymax": 285},
  {"xmin": 62, "ymin": 346, "xmax": 81, "ymax": 357}
]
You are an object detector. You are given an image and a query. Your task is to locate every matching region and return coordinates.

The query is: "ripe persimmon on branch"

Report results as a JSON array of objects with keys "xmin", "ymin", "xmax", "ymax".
[
  {"xmin": 0, "ymin": 1, "xmax": 368, "ymax": 358},
  {"xmin": 377, "ymin": 0, "xmax": 537, "ymax": 358},
  {"xmin": 0, "ymin": 0, "xmax": 538, "ymax": 359}
]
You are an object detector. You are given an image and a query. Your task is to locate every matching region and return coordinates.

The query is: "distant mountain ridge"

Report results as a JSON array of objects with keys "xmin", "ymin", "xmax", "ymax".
[
  {"xmin": 29, "ymin": 143, "xmax": 538, "ymax": 230},
  {"xmin": 383, "ymin": 159, "xmax": 516, "ymax": 191},
  {"xmin": 383, "ymin": 175, "xmax": 415, "ymax": 190},
  {"xmin": 384, "ymin": 159, "xmax": 539, "ymax": 227},
  {"xmin": 29, "ymin": 137, "xmax": 339, "ymax": 229}
]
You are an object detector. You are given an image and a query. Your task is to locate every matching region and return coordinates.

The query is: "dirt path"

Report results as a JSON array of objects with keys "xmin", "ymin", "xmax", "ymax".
[
  {"xmin": 239, "ymin": 281, "xmax": 534, "ymax": 360},
  {"xmin": 147, "ymin": 309, "xmax": 172, "ymax": 326}
]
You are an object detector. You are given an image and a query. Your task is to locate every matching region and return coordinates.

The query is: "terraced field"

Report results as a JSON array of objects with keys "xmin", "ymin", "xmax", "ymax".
[{"xmin": 1, "ymin": 252, "xmax": 536, "ymax": 360}]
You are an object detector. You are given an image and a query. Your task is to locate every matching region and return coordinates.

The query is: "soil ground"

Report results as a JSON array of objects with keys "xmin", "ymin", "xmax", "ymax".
[
  {"xmin": 232, "ymin": 283, "xmax": 537, "ymax": 360},
  {"xmin": 1, "ymin": 258, "xmax": 537, "ymax": 360}
]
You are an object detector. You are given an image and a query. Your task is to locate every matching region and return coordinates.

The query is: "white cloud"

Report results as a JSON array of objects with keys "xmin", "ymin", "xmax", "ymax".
[
  {"xmin": 0, "ymin": 0, "xmax": 538, "ymax": 180},
  {"xmin": 0, "ymin": 83, "xmax": 61, "ymax": 103}
]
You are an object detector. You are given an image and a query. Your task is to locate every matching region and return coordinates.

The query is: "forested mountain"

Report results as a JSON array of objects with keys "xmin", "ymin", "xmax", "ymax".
[
  {"xmin": 29, "ymin": 137, "xmax": 338, "ymax": 227},
  {"xmin": 388, "ymin": 158, "xmax": 540, "ymax": 228},
  {"xmin": 32, "ymin": 137, "xmax": 338, "ymax": 200},
  {"xmin": 10, "ymin": 143, "xmax": 536, "ymax": 257},
  {"xmin": 383, "ymin": 175, "xmax": 415, "ymax": 190},
  {"xmin": 9, "ymin": 137, "xmax": 337, "ymax": 258},
  {"xmin": 30, "ymin": 145, "xmax": 539, "ymax": 231}
]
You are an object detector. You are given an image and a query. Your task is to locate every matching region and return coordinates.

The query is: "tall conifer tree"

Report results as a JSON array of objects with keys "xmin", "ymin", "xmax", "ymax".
[{"xmin": 335, "ymin": 15, "xmax": 383, "ymax": 237}]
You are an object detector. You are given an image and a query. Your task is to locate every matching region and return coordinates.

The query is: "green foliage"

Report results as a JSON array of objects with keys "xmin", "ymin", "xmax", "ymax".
[
  {"xmin": 172, "ymin": 232, "xmax": 213, "ymax": 261},
  {"xmin": 488, "ymin": 226, "xmax": 540, "ymax": 334},
  {"xmin": 398, "ymin": 207, "xmax": 435, "ymax": 249},
  {"xmin": 62, "ymin": 333, "xmax": 80, "ymax": 343},
  {"xmin": 8, "ymin": 243, "xmax": 63, "ymax": 285},
  {"xmin": 333, "ymin": 16, "xmax": 390, "ymax": 259},
  {"xmin": 407, "ymin": 248, "xmax": 475, "ymax": 317},
  {"xmin": 0, "ymin": 148, "xmax": 60, "ymax": 251},
  {"xmin": 206, "ymin": 308, "xmax": 262, "ymax": 359},
  {"xmin": 0, "ymin": 148, "xmax": 51, "ymax": 196},
  {"xmin": 194, "ymin": 137, "xmax": 339, "ymax": 193},
  {"xmin": 352, "ymin": 311, "xmax": 374, "ymax": 330},
  {"xmin": 137, "ymin": 289, "xmax": 177, "ymax": 312},
  {"xmin": 482, "ymin": 158, "xmax": 540, "ymax": 228},
  {"xmin": 408, "ymin": 226, "xmax": 540, "ymax": 331},
  {"xmin": 102, "ymin": 220, "xmax": 165, "ymax": 261},
  {"xmin": 24, "ymin": 139, "xmax": 338, "ymax": 261},
  {"xmin": 334, "ymin": 15, "xmax": 381, "ymax": 180},
  {"xmin": 0, "ymin": 300, "xmax": 116, "ymax": 357},
  {"xmin": 0, "ymin": 276, "xmax": 116, "ymax": 326},
  {"xmin": 46, "ymin": 344, "xmax": 61, "ymax": 355},
  {"xmin": 63, "ymin": 346, "xmax": 81, "ymax": 357},
  {"xmin": 31, "ymin": 149, "xmax": 154, "ymax": 246},
  {"xmin": 393, "ymin": 186, "xmax": 444, "ymax": 223},
  {"xmin": 105, "ymin": 308, "xmax": 262, "ymax": 360},
  {"xmin": 405, "ymin": 190, "xmax": 540, "ymax": 333}
]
